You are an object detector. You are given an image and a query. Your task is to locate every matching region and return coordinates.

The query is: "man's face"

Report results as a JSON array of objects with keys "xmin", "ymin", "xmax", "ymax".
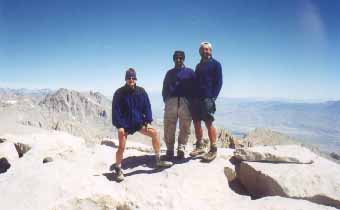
[
  {"xmin": 174, "ymin": 55, "xmax": 184, "ymax": 67},
  {"xmin": 199, "ymin": 46, "xmax": 212, "ymax": 59},
  {"xmin": 126, "ymin": 77, "xmax": 136, "ymax": 88}
]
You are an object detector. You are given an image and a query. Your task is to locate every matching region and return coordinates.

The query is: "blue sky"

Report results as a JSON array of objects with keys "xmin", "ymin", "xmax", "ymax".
[{"xmin": 1, "ymin": 0, "xmax": 340, "ymax": 100}]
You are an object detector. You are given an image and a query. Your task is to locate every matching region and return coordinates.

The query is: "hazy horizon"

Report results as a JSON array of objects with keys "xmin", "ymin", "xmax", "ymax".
[{"xmin": 1, "ymin": 86, "xmax": 340, "ymax": 103}]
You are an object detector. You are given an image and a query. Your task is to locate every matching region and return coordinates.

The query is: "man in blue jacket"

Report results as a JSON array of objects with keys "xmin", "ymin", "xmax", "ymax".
[
  {"xmin": 112, "ymin": 68, "xmax": 173, "ymax": 181},
  {"xmin": 190, "ymin": 42, "xmax": 223, "ymax": 162},
  {"xmin": 162, "ymin": 51, "xmax": 195, "ymax": 160}
]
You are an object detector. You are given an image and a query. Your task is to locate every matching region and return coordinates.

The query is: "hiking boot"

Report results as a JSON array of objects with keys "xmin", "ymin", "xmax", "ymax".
[
  {"xmin": 201, "ymin": 146, "xmax": 217, "ymax": 162},
  {"xmin": 177, "ymin": 150, "xmax": 185, "ymax": 160},
  {"xmin": 156, "ymin": 160, "xmax": 173, "ymax": 168},
  {"xmin": 163, "ymin": 150, "xmax": 174, "ymax": 161},
  {"xmin": 189, "ymin": 141, "xmax": 206, "ymax": 157},
  {"xmin": 114, "ymin": 166, "xmax": 124, "ymax": 182}
]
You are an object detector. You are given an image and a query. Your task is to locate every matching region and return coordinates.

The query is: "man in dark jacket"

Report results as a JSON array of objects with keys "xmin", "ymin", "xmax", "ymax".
[
  {"xmin": 190, "ymin": 42, "xmax": 223, "ymax": 162},
  {"xmin": 162, "ymin": 51, "xmax": 195, "ymax": 160},
  {"xmin": 112, "ymin": 68, "xmax": 173, "ymax": 181}
]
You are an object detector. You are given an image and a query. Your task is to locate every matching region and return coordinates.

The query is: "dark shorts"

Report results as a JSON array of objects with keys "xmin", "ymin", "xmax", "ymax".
[
  {"xmin": 191, "ymin": 98, "xmax": 216, "ymax": 122},
  {"xmin": 124, "ymin": 124, "xmax": 143, "ymax": 135}
]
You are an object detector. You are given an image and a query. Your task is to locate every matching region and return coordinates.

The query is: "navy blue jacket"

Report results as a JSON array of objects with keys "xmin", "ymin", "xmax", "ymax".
[
  {"xmin": 195, "ymin": 58, "xmax": 223, "ymax": 99},
  {"xmin": 112, "ymin": 85, "xmax": 153, "ymax": 131},
  {"xmin": 162, "ymin": 66, "xmax": 196, "ymax": 102}
]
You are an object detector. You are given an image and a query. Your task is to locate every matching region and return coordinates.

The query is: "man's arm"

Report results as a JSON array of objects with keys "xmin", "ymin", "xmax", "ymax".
[
  {"xmin": 143, "ymin": 90, "xmax": 153, "ymax": 124},
  {"xmin": 112, "ymin": 91, "xmax": 126, "ymax": 129},
  {"xmin": 189, "ymin": 69, "xmax": 197, "ymax": 98},
  {"xmin": 162, "ymin": 71, "xmax": 169, "ymax": 103},
  {"xmin": 193, "ymin": 64, "xmax": 201, "ymax": 98},
  {"xmin": 213, "ymin": 62, "xmax": 223, "ymax": 99}
]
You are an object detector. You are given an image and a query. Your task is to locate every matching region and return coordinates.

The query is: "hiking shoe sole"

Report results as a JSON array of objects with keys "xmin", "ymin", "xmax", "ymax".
[
  {"xmin": 189, "ymin": 149, "xmax": 205, "ymax": 157},
  {"xmin": 201, "ymin": 152, "xmax": 217, "ymax": 162},
  {"xmin": 156, "ymin": 160, "xmax": 173, "ymax": 168}
]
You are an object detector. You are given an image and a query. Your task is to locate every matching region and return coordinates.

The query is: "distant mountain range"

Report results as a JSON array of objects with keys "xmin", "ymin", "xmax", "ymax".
[
  {"xmin": 1, "ymin": 88, "xmax": 339, "ymax": 152},
  {"xmin": 0, "ymin": 88, "xmax": 113, "ymax": 143},
  {"xmin": 0, "ymin": 88, "xmax": 53, "ymax": 97},
  {"xmin": 214, "ymin": 98, "xmax": 340, "ymax": 152},
  {"xmin": 147, "ymin": 93, "xmax": 340, "ymax": 152}
]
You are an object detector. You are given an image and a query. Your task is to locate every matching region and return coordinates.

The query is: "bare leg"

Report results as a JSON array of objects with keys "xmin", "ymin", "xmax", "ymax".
[
  {"xmin": 139, "ymin": 125, "xmax": 160, "ymax": 154},
  {"xmin": 205, "ymin": 120, "xmax": 217, "ymax": 147},
  {"xmin": 190, "ymin": 120, "xmax": 206, "ymax": 157},
  {"xmin": 115, "ymin": 128, "xmax": 127, "ymax": 166},
  {"xmin": 193, "ymin": 120, "xmax": 203, "ymax": 142},
  {"xmin": 139, "ymin": 125, "xmax": 173, "ymax": 167},
  {"xmin": 200, "ymin": 120, "xmax": 218, "ymax": 161}
]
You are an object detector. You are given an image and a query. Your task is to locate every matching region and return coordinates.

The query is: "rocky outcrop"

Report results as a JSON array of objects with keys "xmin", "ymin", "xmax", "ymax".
[
  {"xmin": 330, "ymin": 151, "xmax": 340, "ymax": 160},
  {"xmin": 14, "ymin": 142, "xmax": 32, "ymax": 158},
  {"xmin": 3, "ymin": 88, "xmax": 115, "ymax": 143},
  {"xmin": 234, "ymin": 145, "xmax": 340, "ymax": 208},
  {"xmin": 242, "ymin": 128, "xmax": 299, "ymax": 147},
  {"xmin": 39, "ymin": 88, "xmax": 110, "ymax": 121},
  {"xmin": 217, "ymin": 129, "xmax": 247, "ymax": 149},
  {"xmin": 233, "ymin": 145, "xmax": 316, "ymax": 163}
]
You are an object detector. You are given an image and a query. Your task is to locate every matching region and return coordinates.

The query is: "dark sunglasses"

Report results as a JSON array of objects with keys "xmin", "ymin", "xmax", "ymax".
[
  {"xmin": 174, "ymin": 56, "xmax": 184, "ymax": 60},
  {"xmin": 127, "ymin": 77, "xmax": 137, "ymax": 81}
]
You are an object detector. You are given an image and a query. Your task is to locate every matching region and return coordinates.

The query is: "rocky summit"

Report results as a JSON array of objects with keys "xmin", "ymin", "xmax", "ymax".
[{"xmin": 0, "ymin": 127, "xmax": 339, "ymax": 210}]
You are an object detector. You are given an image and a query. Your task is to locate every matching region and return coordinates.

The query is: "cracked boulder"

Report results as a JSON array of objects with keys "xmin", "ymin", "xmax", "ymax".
[
  {"xmin": 235, "ymin": 146, "xmax": 340, "ymax": 208},
  {"xmin": 234, "ymin": 145, "xmax": 316, "ymax": 164}
]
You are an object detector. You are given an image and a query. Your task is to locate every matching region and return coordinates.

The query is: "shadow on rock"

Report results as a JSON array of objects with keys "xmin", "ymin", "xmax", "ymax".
[
  {"xmin": 101, "ymin": 140, "xmax": 116, "ymax": 148},
  {"xmin": 102, "ymin": 172, "xmax": 119, "ymax": 182},
  {"xmin": 169, "ymin": 156, "xmax": 193, "ymax": 164},
  {"xmin": 225, "ymin": 157, "xmax": 251, "ymax": 197},
  {"xmin": 121, "ymin": 155, "xmax": 156, "ymax": 170},
  {"xmin": 104, "ymin": 155, "xmax": 171, "ymax": 181}
]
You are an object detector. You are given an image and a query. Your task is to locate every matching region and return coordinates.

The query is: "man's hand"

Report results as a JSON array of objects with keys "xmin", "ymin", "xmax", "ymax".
[{"xmin": 144, "ymin": 123, "xmax": 153, "ymax": 130}]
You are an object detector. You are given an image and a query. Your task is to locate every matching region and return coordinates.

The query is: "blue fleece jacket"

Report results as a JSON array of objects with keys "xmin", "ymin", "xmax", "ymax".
[
  {"xmin": 162, "ymin": 66, "xmax": 196, "ymax": 102},
  {"xmin": 112, "ymin": 85, "xmax": 152, "ymax": 132},
  {"xmin": 195, "ymin": 58, "xmax": 223, "ymax": 99}
]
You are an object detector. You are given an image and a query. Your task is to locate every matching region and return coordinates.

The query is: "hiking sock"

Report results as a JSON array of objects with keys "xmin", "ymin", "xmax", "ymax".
[
  {"xmin": 210, "ymin": 143, "xmax": 217, "ymax": 152},
  {"xmin": 155, "ymin": 152, "xmax": 161, "ymax": 163},
  {"xmin": 196, "ymin": 139, "xmax": 204, "ymax": 146}
]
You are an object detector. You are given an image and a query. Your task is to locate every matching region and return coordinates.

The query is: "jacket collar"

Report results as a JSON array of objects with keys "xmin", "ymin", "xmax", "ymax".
[
  {"xmin": 200, "ymin": 57, "xmax": 213, "ymax": 64},
  {"xmin": 173, "ymin": 64, "xmax": 186, "ymax": 70},
  {"xmin": 123, "ymin": 84, "xmax": 136, "ymax": 93}
]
